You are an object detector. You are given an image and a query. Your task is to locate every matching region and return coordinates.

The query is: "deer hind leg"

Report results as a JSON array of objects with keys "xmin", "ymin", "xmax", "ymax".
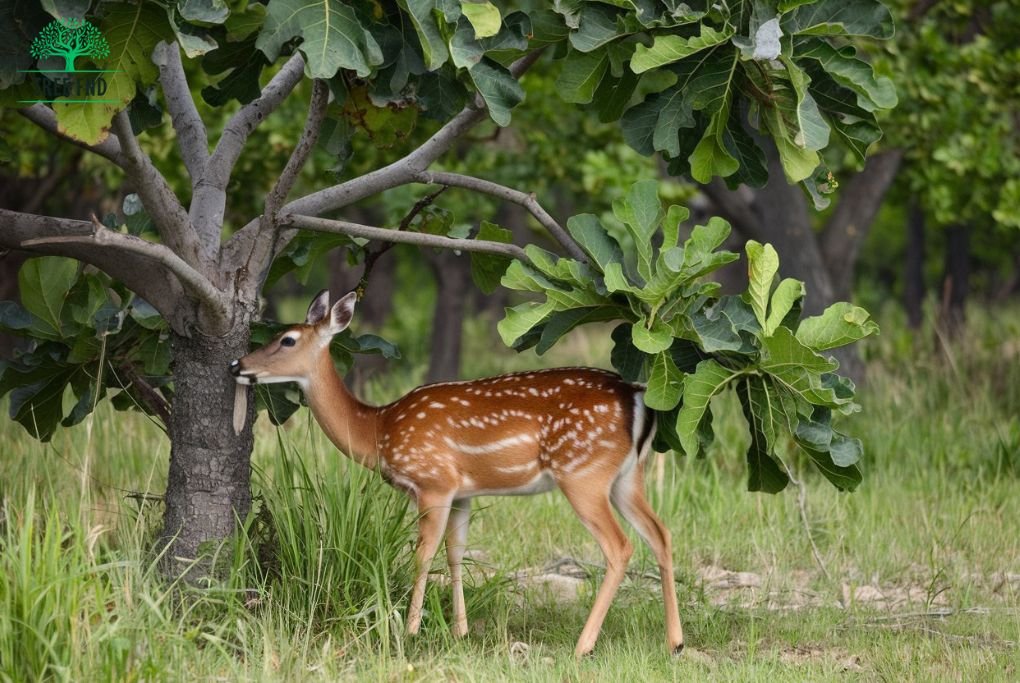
[
  {"xmin": 445, "ymin": 498, "xmax": 471, "ymax": 637},
  {"xmin": 407, "ymin": 493, "xmax": 453, "ymax": 635},
  {"xmin": 610, "ymin": 464, "xmax": 684, "ymax": 655},
  {"xmin": 559, "ymin": 476, "xmax": 634, "ymax": 658}
]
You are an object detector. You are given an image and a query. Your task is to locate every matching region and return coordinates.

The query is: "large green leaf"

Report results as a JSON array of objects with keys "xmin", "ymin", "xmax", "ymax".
[
  {"xmin": 645, "ymin": 349, "xmax": 684, "ymax": 411},
  {"xmin": 796, "ymin": 302, "xmax": 879, "ymax": 350},
  {"xmin": 468, "ymin": 57, "xmax": 524, "ymax": 126},
  {"xmin": 54, "ymin": 2, "xmax": 173, "ymax": 144},
  {"xmin": 765, "ymin": 278, "xmax": 805, "ymax": 337},
  {"xmin": 256, "ymin": 0, "xmax": 383, "ymax": 78},
  {"xmin": 536, "ymin": 306, "xmax": 619, "ymax": 355},
  {"xmin": 19, "ymin": 257, "xmax": 78, "ymax": 339},
  {"xmin": 460, "ymin": 0, "xmax": 501, "ymax": 38},
  {"xmin": 782, "ymin": 0, "xmax": 894, "ymax": 38},
  {"xmin": 630, "ymin": 25, "xmax": 732, "ymax": 73},
  {"xmin": 555, "ymin": 48, "xmax": 608, "ymax": 104},
  {"xmin": 799, "ymin": 40, "xmax": 896, "ymax": 112},
  {"xmin": 610, "ymin": 323, "xmax": 647, "ymax": 383},
  {"xmin": 497, "ymin": 300, "xmax": 555, "ymax": 346},
  {"xmin": 737, "ymin": 378, "xmax": 790, "ymax": 493},
  {"xmin": 675, "ymin": 358, "xmax": 742, "ymax": 457},
  {"xmin": 566, "ymin": 213, "xmax": 623, "ymax": 272},
  {"xmin": 745, "ymin": 241, "xmax": 779, "ymax": 330},
  {"xmin": 396, "ymin": 0, "xmax": 449, "ymax": 70}
]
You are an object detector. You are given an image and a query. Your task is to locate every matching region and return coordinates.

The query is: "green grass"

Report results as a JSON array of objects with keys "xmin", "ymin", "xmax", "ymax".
[{"xmin": 1, "ymin": 305, "xmax": 1018, "ymax": 681}]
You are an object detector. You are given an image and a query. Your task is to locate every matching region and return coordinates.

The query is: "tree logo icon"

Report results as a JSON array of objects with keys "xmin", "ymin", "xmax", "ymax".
[{"xmin": 29, "ymin": 18, "xmax": 110, "ymax": 73}]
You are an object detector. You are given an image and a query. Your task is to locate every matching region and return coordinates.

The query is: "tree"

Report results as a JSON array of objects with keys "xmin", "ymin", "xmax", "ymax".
[
  {"xmin": 0, "ymin": 0, "xmax": 896, "ymax": 578},
  {"xmin": 29, "ymin": 18, "xmax": 109, "ymax": 73}
]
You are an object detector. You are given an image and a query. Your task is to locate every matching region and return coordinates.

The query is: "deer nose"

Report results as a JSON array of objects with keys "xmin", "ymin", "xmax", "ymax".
[{"xmin": 229, "ymin": 359, "xmax": 241, "ymax": 376}]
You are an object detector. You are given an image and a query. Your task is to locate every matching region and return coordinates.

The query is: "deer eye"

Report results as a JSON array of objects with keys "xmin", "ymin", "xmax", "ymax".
[{"xmin": 280, "ymin": 337, "xmax": 296, "ymax": 347}]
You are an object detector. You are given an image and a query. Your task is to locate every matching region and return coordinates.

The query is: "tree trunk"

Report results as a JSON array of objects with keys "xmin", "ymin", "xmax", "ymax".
[
  {"xmin": 904, "ymin": 199, "xmax": 926, "ymax": 329},
  {"xmin": 426, "ymin": 250, "xmax": 471, "ymax": 383},
  {"xmin": 160, "ymin": 321, "xmax": 255, "ymax": 579},
  {"xmin": 938, "ymin": 225, "xmax": 970, "ymax": 340}
]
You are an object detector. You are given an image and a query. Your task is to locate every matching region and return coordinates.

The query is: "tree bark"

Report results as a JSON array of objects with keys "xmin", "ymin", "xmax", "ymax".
[
  {"xmin": 820, "ymin": 150, "xmax": 904, "ymax": 301},
  {"xmin": 425, "ymin": 250, "xmax": 471, "ymax": 383},
  {"xmin": 160, "ymin": 320, "xmax": 255, "ymax": 579},
  {"xmin": 904, "ymin": 199, "xmax": 926, "ymax": 329}
]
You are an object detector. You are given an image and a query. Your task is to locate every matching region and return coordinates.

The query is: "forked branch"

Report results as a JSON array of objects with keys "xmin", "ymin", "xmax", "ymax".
[
  {"xmin": 223, "ymin": 50, "xmax": 549, "ymax": 275},
  {"xmin": 0, "ymin": 209, "xmax": 229, "ymax": 334},
  {"xmin": 112, "ymin": 112, "xmax": 203, "ymax": 266},
  {"xmin": 414, "ymin": 170, "xmax": 586, "ymax": 263},
  {"xmin": 154, "ymin": 41, "xmax": 209, "ymax": 186}
]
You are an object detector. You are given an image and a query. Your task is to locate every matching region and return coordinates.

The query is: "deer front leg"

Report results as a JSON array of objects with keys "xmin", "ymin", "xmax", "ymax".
[
  {"xmin": 407, "ymin": 494, "xmax": 452, "ymax": 635},
  {"xmin": 445, "ymin": 498, "xmax": 472, "ymax": 637}
]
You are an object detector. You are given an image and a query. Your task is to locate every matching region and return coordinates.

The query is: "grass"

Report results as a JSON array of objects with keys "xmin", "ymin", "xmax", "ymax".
[{"xmin": 1, "ymin": 305, "xmax": 1019, "ymax": 681}]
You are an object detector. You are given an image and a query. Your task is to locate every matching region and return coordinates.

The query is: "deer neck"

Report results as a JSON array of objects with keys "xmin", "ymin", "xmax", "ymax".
[{"xmin": 303, "ymin": 351, "xmax": 381, "ymax": 469}]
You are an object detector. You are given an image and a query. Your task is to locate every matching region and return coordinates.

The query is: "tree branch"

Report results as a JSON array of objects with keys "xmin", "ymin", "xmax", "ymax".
[
  {"xmin": 264, "ymin": 80, "xmax": 330, "ymax": 219},
  {"xmin": 112, "ymin": 112, "xmax": 204, "ymax": 266},
  {"xmin": 18, "ymin": 104, "xmax": 123, "ymax": 165},
  {"xmin": 223, "ymin": 49, "xmax": 547, "ymax": 276},
  {"xmin": 281, "ymin": 214, "xmax": 529, "ymax": 262},
  {"xmin": 154, "ymin": 41, "xmax": 208, "ymax": 187},
  {"xmin": 248, "ymin": 79, "xmax": 332, "ymax": 284},
  {"xmin": 0, "ymin": 209, "xmax": 229, "ymax": 334},
  {"xmin": 192, "ymin": 53, "xmax": 307, "ymax": 260},
  {"xmin": 414, "ymin": 170, "xmax": 586, "ymax": 263}
]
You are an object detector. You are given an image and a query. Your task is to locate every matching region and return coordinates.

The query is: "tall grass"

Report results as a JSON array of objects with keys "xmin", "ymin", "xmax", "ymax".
[{"xmin": 0, "ymin": 304, "xmax": 1017, "ymax": 680}]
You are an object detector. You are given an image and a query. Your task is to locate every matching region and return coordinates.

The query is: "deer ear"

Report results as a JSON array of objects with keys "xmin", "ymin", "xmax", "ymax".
[
  {"xmin": 329, "ymin": 291, "xmax": 357, "ymax": 333},
  {"xmin": 305, "ymin": 289, "xmax": 330, "ymax": 325}
]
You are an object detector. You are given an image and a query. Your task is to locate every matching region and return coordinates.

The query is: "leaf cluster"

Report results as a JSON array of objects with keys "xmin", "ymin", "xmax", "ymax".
[{"xmin": 499, "ymin": 180, "xmax": 880, "ymax": 492}]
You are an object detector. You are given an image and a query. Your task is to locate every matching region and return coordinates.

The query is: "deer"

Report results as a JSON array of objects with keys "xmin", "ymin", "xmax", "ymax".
[{"xmin": 229, "ymin": 290, "xmax": 684, "ymax": 657}]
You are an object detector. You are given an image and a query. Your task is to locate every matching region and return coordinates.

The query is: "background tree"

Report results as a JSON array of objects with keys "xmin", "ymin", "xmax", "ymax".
[{"xmin": 0, "ymin": 0, "xmax": 897, "ymax": 577}]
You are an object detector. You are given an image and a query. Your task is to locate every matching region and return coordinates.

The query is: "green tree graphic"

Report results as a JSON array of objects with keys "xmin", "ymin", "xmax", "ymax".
[{"xmin": 29, "ymin": 18, "xmax": 110, "ymax": 73}]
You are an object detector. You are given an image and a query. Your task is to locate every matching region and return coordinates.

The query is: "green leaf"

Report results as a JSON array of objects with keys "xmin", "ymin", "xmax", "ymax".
[
  {"xmin": 765, "ymin": 278, "xmax": 805, "ymax": 337},
  {"xmin": 675, "ymin": 359, "xmax": 741, "ymax": 458},
  {"xmin": 631, "ymin": 25, "xmax": 732, "ymax": 73},
  {"xmin": 497, "ymin": 300, "xmax": 555, "ymax": 346},
  {"xmin": 469, "ymin": 221, "xmax": 512, "ymax": 294},
  {"xmin": 780, "ymin": 57, "xmax": 831, "ymax": 151},
  {"xmin": 536, "ymin": 306, "xmax": 619, "ymax": 355},
  {"xmin": 745, "ymin": 240, "xmax": 779, "ymax": 330},
  {"xmin": 631, "ymin": 317, "xmax": 673, "ymax": 354},
  {"xmin": 256, "ymin": 0, "xmax": 383, "ymax": 78},
  {"xmin": 19, "ymin": 257, "xmax": 78, "ymax": 339},
  {"xmin": 796, "ymin": 302, "xmax": 879, "ymax": 350},
  {"xmin": 468, "ymin": 57, "xmax": 524, "ymax": 126},
  {"xmin": 201, "ymin": 35, "xmax": 268, "ymax": 106},
  {"xmin": 566, "ymin": 214, "xmax": 623, "ymax": 272},
  {"xmin": 782, "ymin": 0, "xmax": 894, "ymax": 38},
  {"xmin": 555, "ymin": 48, "xmax": 608, "ymax": 104},
  {"xmin": 54, "ymin": 3, "xmax": 173, "ymax": 145},
  {"xmin": 645, "ymin": 350, "xmax": 683, "ymax": 411},
  {"xmin": 397, "ymin": 0, "xmax": 449, "ymax": 70},
  {"xmin": 613, "ymin": 179, "xmax": 662, "ymax": 280},
  {"xmin": 610, "ymin": 323, "xmax": 647, "ymax": 382},
  {"xmin": 799, "ymin": 40, "xmax": 897, "ymax": 112},
  {"xmin": 460, "ymin": 0, "xmax": 501, "ymax": 38},
  {"xmin": 569, "ymin": 3, "xmax": 622, "ymax": 53},
  {"xmin": 179, "ymin": 0, "xmax": 229, "ymax": 25},
  {"xmin": 737, "ymin": 378, "xmax": 790, "ymax": 493}
]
